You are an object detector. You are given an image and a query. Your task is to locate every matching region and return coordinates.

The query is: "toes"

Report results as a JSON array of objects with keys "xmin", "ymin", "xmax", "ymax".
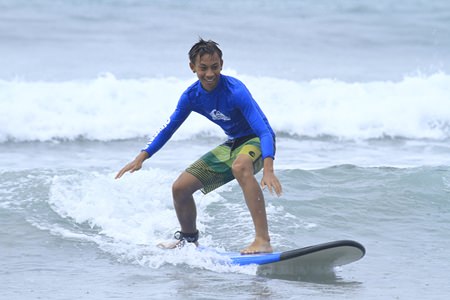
[{"xmin": 240, "ymin": 249, "xmax": 258, "ymax": 255}]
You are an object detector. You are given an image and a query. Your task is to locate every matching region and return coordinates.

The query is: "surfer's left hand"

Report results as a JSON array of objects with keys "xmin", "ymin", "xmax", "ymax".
[{"xmin": 261, "ymin": 172, "xmax": 282, "ymax": 197}]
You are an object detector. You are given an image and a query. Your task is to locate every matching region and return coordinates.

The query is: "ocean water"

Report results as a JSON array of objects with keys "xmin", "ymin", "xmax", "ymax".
[{"xmin": 1, "ymin": 1, "xmax": 450, "ymax": 299}]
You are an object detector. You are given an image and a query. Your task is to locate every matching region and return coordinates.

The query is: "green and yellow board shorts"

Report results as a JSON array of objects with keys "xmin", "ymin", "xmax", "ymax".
[{"xmin": 186, "ymin": 135, "xmax": 264, "ymax": 194}]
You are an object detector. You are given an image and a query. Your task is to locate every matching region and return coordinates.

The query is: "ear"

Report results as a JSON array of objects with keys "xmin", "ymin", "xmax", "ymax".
[
  {"xmin": 189, "ymin": 62, "xmax": 196, "ymax": 73},
  {"xmin": 220, "ymin": 59, "xmax": 224, "ymax": 70}
]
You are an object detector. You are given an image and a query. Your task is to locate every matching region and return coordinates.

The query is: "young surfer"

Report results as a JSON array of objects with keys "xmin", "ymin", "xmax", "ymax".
[{"xmin": 116, "ymin": 39, "xmax": 282, "ymax": 254}]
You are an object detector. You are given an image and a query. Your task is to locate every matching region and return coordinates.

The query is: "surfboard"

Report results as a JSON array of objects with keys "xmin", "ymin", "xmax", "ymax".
[{"xmin": 199, "ymin": 240, "xmax": 365, "ymax": 277}]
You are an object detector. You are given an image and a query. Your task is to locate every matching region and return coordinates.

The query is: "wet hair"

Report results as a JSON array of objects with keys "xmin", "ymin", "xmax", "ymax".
[{"xmin": 188, "ymin": 38, "xmax": 223, "ymax": 65}]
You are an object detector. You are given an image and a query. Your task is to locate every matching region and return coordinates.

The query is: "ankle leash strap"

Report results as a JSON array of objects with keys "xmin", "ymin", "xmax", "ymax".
[{"xmin": 174, "ymin": 230, "xmax": 199, "ymax": 243}]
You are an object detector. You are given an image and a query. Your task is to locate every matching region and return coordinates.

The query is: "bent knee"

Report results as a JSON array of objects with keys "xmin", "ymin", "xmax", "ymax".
[
  {"xmin": 172, "ymin": 173, "xmax": 202, "ymax": 197},
  {"xmin": 172, "ymin": 178, "xmax": 185, "ymax": 198},
  {"xmin": 232, "ymin": 158, "xmax": 254, "ymax": 179}
]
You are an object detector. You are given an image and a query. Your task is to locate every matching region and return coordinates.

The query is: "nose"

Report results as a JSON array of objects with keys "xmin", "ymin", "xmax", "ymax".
[{"xmin": 205, "ymin": 68, "xmax": 214, "ymax": 78}]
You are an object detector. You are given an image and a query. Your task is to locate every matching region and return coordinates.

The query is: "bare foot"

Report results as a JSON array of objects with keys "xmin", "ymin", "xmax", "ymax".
[
  {"xmin": 240, "ymin": 238, "xmax": 273, "ymax": 255},
  {"xmin": 157, "ymin": 240, "xmax": 181, "ymax": 249}
]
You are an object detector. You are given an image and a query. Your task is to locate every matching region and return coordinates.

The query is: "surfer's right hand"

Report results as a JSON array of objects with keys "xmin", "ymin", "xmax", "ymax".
[{"xmin": 115, "ymin": 151, "xmax": 149, "ymax": 179}]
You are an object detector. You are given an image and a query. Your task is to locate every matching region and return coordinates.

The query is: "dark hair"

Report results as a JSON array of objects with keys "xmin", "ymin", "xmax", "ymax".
[{"xmin": 188, "ymin": 38, "xmax": 223, "ymax": 64}]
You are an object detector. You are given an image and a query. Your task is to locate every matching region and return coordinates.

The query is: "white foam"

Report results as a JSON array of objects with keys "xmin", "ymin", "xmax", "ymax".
[
  {"xmin": 1, "ymin": 72, "xmax": 449, "ymax": 142},
  {"xmin": 47, "ymin": 168, "xmax": 258, "ymax": 273},
  {"xmin": 50, "ymin": 169, "xmax": 184, "ymax": 244}
]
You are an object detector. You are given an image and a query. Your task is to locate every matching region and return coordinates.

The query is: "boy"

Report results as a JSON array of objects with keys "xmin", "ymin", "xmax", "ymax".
[{"xmin": 116, "ymin": 39, "xmax": 282, "ymax": 254}]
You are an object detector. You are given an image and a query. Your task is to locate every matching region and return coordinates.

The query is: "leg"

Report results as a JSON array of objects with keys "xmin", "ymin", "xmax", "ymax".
[
  {"xmin": 158, "ymin": 171, "xmax": 203, "ymax": 249},
  {"xmin": 232, "ymin": 154, "xmax": 273, "ymax": 254},
  {"xmin": 172, "ymin": 171, "xmax": 204, "ymax": 234}
]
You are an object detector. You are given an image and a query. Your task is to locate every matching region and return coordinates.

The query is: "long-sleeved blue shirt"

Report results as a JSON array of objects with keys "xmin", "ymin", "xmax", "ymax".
[{"xmin": 143, "ymin": 74, "xmax": 275, "ymax": 160}]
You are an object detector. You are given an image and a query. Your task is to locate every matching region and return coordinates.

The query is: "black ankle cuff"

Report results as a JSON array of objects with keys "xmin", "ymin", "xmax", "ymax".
[{"xmin": 174, "ymin": 230, "xmax": 199, "ymax": 243}]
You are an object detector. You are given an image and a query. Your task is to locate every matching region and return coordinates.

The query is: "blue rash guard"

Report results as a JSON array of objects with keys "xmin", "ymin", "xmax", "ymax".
[{"xmin": 143, "ymin": 74, "xmax": 276, "ymax": 160}]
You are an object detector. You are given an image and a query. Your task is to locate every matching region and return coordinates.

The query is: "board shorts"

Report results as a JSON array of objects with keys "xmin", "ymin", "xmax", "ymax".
[{"xmin": 186, "ymin": 134, "xmax": 270, "ymax": 194}]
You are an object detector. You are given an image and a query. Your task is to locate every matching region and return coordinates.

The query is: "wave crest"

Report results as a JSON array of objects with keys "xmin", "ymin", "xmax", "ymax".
[{"xmin": 1, "ymin": 72, "xmax": 449, "ymax": 142}]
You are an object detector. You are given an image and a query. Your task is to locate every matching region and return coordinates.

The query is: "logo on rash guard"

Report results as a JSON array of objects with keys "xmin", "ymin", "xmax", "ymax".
[
  {"xmin": 145, "ymin": 118, "xmax": 170, "ymax": 147},
  {"xmin": 209, "ymin": 109, "xmax": 231, "ymax": 121}
]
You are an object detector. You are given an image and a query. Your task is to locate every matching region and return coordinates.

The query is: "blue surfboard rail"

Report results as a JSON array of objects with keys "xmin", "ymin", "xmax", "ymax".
[
  {"xmin": 228, "ymin": 252, "xmax": 281, "ymax": 266},
  {"xmin": 201, "ymin": 240, "xmax": 365, "ymax": 267}
]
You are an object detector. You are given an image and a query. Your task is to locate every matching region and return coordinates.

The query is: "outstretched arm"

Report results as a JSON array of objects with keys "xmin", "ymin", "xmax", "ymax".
[
  {"xmin": 260, "ymin": 157, "xmax": 282, "ymax": 196},
  {"xmin": 115, "ymin": 93, "xmax": 191, "ymax": 180},
  {"xmin": 115, "ymin": 151, "xmax": 149, "ymax": 179}
]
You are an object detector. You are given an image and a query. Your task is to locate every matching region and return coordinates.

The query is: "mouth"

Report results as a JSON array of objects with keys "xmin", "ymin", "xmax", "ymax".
[{"xmin": 201, "ymin": 76, "xmax": 219, "ymax": 91}]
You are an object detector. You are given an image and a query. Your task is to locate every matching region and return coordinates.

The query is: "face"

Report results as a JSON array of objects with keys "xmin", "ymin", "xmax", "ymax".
[{"xmin": 190, "ymin": 52, "xmax": 223, "ymax": 92}]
